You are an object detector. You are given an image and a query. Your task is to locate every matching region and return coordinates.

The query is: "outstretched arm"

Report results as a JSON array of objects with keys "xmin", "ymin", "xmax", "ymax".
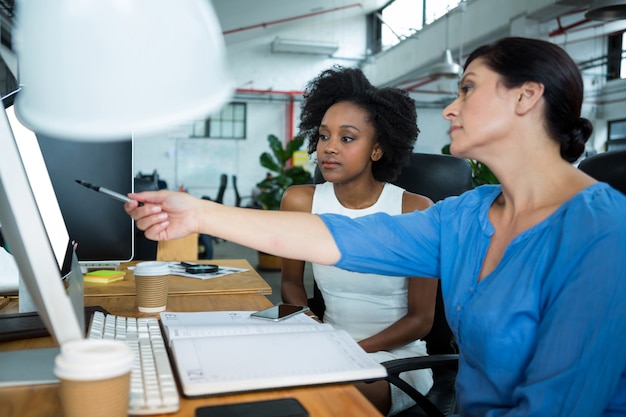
[{"xmin": 125, "ymin": 190, "xmax": 340, "ymax": 266}]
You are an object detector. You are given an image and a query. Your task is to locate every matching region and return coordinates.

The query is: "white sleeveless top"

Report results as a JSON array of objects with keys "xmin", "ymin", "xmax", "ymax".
[{"xmin": 311, "ymin": 182, "xmax": 421, "ymax": 347}]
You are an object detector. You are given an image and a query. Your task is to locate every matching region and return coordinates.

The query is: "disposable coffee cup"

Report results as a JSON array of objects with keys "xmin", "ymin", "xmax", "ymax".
[
  {"xmin": 54, "ymin": 339, "xmax": 134, "ymax": 417},
  {"xmin": 134, "ymin": 261, "xmax": 170, "ymax": 312}
]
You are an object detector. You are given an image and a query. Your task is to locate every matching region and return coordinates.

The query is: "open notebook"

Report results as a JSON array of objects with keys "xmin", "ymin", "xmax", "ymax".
[{"xmin": 159, "ymin": 311, "xmax": 387, "ymax": 397}]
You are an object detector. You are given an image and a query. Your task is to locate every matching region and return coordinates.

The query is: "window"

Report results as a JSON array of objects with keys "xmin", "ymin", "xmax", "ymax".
[
  {"xmin": 424, "ymin": 0, "xmax": 462, "ymax": 25},
  {"xmin": 370, "ymin": 0, "xmax": 463, "ymax": 52},
  {"xmin": 622, "ymin": 32, "xmax": 626, "ymax": 79},
  {"xmin": 607, "ymin": 31, "xmax": 625, "ymax": 80},
  {"xmin": 607, "ymin": 119, "xmax": 626, "ymax": 151},
  {"xmin": 191, "ymin": 102, "xmax": 246, "ymax": 139}
]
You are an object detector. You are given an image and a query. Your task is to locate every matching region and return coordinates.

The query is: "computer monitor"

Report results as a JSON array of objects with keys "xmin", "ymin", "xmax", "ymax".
[
  {"xmin": 36, "ymin": 125, "xmax": 135, "ymax": 267},
  {"xmin": 0, "ymin": 90, "xmax": 85, "ymax": 343}
]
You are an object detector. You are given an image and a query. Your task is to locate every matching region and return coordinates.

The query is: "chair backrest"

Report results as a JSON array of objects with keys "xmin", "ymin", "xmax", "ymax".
[
  {"xmin": 393, "ymin": 153, "xmax": 474, "ymax": 203},
  {"xmin": 133, "ymin": 177, "xmax": 160, "ymax": 260},
  {"xmin": 393, "ymin": 153, "xmax": 473, "ymax": 355},
  {"xmin": 313, "ymin": 152, "xmax": 474, "ymax": 355},
  {"xmin": 232, "ymin": 175, "xmax": 242, "ymax": 207},
  {"xmin": 578, "ymin": 149, "xmax": 626, "ymax": 195},
  {"xmin": 215, "ymin": 173, "xmax": 228, "ymax": 204}
]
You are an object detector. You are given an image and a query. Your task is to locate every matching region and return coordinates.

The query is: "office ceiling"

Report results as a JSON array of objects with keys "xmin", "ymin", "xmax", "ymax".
[{"xmin": 213, "ymin": 0, "xmax": 389, "ymax": 44}]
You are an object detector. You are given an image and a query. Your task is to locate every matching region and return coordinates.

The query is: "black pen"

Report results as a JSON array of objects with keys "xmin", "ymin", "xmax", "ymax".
[{"xmin": 75, "ymin": 179, "xmax": 141, "ymax": 205}]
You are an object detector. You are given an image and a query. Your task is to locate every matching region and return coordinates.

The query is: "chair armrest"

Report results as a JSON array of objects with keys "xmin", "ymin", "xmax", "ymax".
[
  {"xmin": 381, "ymin": 354, "xmax": 459, "ymax": 417},
  {"xmin": 382, "ymin": 354, "xmax": 458, "ymax": 374}
]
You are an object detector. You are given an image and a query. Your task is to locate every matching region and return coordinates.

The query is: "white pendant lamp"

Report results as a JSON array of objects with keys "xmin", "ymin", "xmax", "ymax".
[
  {"xmin": 13, "ymin": 0, "xmax": 232, "ymax": 141},
  {"xmin": 429, "ymin": 49, "xmax": 462, "ymax": 79}
]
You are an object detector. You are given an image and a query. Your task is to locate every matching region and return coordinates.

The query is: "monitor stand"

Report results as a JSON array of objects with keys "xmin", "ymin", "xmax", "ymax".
[{"xmin": 0, "ymin": 253, "xmax": 84, "ymax": 387}]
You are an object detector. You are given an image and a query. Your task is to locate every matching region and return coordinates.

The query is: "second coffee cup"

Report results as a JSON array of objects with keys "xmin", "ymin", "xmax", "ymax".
[{"xmin": 133, "ymin": 261, "xmax": 170, "ymax": 312}]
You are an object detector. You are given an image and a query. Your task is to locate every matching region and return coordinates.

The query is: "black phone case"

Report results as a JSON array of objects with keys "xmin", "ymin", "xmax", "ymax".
[{"xmin": 195, "ymin": 398, "xmax": 308, "ymax": 417}]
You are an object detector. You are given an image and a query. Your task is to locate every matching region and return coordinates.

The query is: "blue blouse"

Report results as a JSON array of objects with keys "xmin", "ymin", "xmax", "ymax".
[{"xmin": 320, "ymin": 183, "xmax": 626, "ymax": 416}]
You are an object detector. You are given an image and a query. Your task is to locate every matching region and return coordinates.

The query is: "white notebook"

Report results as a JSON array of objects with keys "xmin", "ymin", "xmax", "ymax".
[{"xmin": 159, "ymin": 311, "xmax": 387, "ymax": 397}]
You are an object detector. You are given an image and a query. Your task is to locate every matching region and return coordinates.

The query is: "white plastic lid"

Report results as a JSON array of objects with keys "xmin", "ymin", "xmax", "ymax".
[
  {"xmin": 134, "ymin": 261, "xmax": 171, "ymax": 276},
  {"xmin": 54, "ymin": 339, "xmax": 134, "ymax": 381}
]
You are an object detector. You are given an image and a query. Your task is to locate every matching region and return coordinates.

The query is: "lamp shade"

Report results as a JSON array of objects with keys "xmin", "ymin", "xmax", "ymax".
[
  {"xmin": 429, "ymin": 49, "xmax": 462, "ymax": 79},
  {"xmin": 585, "ymin": 0, "xmax": 626, "ymax": 21},
  {"xmin": 13, "ymin": 0, "xmax": 232, "ymax": 140}
]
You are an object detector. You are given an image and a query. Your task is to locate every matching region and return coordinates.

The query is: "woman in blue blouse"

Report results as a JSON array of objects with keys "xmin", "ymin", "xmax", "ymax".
[{"xmin": 127, "ymin": 37, "xmax": 626, "ymax": 416}]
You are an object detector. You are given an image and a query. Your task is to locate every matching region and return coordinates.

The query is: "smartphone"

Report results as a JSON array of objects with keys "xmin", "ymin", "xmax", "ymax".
[
  {"xmin": 196, "ymin": 398, "xmax": 308, "ymax": 417},
  {"xmin": 250, "ymin": 304, "xmax": 309, "ymax": 321},
  {"xmin": 180, "ymin": 262, "xmax": 219, "ymax": 274}
]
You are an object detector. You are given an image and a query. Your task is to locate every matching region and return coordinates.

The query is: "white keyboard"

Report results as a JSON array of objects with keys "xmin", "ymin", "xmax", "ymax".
[{"xmin": 87, "ymin": 311, "xmax": 180, "ymax": 415}]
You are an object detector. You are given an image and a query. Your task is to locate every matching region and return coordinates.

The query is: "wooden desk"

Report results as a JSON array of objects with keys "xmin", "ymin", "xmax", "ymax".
[
  {"xmin": 0, "ymin": 294, "xmax": 382, "ymax": 417},
  {"xmin": 84, "ymin": 259, "xmax": 271, "ymax": 297}
]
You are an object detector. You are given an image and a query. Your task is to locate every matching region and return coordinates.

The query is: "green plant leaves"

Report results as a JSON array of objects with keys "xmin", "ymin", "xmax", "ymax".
[{"xmin": 256, "ymin": 134, "xmax": 312, "ymax": 210}]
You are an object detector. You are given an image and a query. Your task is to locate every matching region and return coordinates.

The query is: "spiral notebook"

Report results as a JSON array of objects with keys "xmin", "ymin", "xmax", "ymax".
[{"xmin": 159, "ymin": 311, "xmax": 387, "ymax": 397}]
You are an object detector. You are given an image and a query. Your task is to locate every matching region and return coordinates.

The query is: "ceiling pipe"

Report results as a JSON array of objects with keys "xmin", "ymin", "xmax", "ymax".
[
  {"xmin": 223, "ymin": 4, "xmax": 363, "ymax": 35},
  {"xmin": 549, "ymin": 14, "xmax": 592, "ymax": 36}
]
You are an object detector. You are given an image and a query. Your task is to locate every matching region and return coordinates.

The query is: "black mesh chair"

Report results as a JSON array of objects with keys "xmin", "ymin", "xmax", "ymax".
[
  {"xmin": 578, "ymin": 149, "xmax": 626, "ymax": 195},
  {"xmin": 199, "ymin": 173, "xmax": 229, "ymax": 259},
  {"xmin": 311, "ymin": 152, "xmax": 474, "ymax": 417},
  {"xmin": 133, "ymin": 177, "xmax": 160, "ymax": 260}
]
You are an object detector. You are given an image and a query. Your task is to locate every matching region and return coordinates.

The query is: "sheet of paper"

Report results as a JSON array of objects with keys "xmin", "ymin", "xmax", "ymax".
[
  {"xmin": 127, "ymin": 263, "xmax": 248, "ymax": 280},
  {"xmin": 166, "ymin": 263, "xmax": 248, "ymax": 280}
]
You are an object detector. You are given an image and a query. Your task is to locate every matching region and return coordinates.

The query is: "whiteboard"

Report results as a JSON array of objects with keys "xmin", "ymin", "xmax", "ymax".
[{"xmin": 175, "ymin": 139, "xmax": 238, "ymax": 190}]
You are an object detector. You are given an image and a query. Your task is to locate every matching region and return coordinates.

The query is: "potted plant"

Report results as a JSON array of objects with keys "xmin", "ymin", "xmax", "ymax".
[{"xmin": 255, "ymin": 134, "xmax": 313, "ymax": 269}]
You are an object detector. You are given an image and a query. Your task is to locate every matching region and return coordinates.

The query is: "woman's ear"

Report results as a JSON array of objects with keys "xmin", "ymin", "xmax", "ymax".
[
  {"xmin": 371, "ymin": 144, "xmax": 383, "ymax": 161},
  {"xmin": 515, "ymin": 81, "xmax": 545, "ymax": 115}
]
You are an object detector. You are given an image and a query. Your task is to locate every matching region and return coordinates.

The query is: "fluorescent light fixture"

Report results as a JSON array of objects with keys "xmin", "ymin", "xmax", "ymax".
[
  {"xmin": 585, "ymin": 0, "xmax": 626, "ymax": 21},
  {"xmin": 14, "ymin": 0, "xmax": 233, "ymax": 141},
  {"xmin": 271, "ymin": 37, "xmax": 339, "ymax": 55},
  {"xmin": 429, "ymin": 49, "xmax": 462, "ymax": 79}
]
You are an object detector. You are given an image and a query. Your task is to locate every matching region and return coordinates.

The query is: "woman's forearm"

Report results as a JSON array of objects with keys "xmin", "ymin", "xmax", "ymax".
[{"xmin": 198, "ymin": 203, "xmax": 341, "ymax": 266}]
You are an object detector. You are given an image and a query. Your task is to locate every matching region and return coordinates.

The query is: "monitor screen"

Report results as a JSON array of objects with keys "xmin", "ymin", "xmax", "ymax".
[
  {"xmin": 0, "ymin": 89, "xmax": 84, "ymax": 344},
  {"xmin": 35, "ymin": 133, "xmax": 135, "ymax": 265}
]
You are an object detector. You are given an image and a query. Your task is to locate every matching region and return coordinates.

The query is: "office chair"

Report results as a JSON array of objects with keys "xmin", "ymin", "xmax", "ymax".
[
  {"xmin": 311, "ymin": 152, "xmax": 474, "ymax": 417},
  {"xmin": 133, "ymin": 177, "xmax": 160, "ymax": 260},
  {"xmin": 215, "ymin": 173, "xmax": 228, "ymax": 204},
  {"xmin": 232, "ymin": 175, "xmax": 254, "ymax": 208},
  {"xmin": 198, "ymin": 173, "xmax": 229, "ymax": 259},
  {"xmin": 578, "ymin": 149, "xmax": 626, "ymax": 195}
]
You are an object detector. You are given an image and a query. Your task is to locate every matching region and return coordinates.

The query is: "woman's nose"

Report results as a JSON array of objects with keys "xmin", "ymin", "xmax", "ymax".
[
  {"xmin": 323, "ymin": 137, "xmax": 338, "ymax": 153},
  {"xmin": 442, "ymin": 98, "xmax": 459, "ymax": 121}
]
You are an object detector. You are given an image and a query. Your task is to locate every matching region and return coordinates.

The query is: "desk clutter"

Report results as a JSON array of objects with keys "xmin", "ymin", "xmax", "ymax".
[
  {"xmin": 80, "ymin": 308, "xmax": 385, "ymax": 414},
  {"xmin": 126, "ymin": 261, "xmax": 248, "ymax": 281}
]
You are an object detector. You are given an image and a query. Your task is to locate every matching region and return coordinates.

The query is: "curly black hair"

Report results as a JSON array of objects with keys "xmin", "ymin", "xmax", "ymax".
[{"xmin": 298, "ymin": 65, "xmax": 419, "ymax": 182}]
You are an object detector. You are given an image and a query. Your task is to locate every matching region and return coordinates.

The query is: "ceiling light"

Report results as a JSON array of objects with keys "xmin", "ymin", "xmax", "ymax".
[
  {"xmin": 585, "ymin": 0, "xmax": 626, "ymax": 21},
  {"xmin": 429, "ymin": 49, "xmax": 462, "ymax": 79},
  {"xmin": 271, "ymin": 37, "xmax": 339, "ymax": 56}
]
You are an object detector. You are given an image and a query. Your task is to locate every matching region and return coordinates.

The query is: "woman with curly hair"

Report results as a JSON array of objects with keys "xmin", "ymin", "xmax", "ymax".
[{"xmin": 280, "ymin": 66, "xmax": 437, "ymax": 415}]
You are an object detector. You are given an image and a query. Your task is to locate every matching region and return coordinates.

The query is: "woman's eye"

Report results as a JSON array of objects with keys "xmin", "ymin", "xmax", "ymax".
[
  {"xmin": 460, "ymin": 83, "xmax": 473, "ymax": 95},
  {"xmin": 341, "ymin": 136, "xmax": 354, "ymax": 142},
  {"xmin": 318, "ymin": 134, "xmax": 328, "ymax": 141}
]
